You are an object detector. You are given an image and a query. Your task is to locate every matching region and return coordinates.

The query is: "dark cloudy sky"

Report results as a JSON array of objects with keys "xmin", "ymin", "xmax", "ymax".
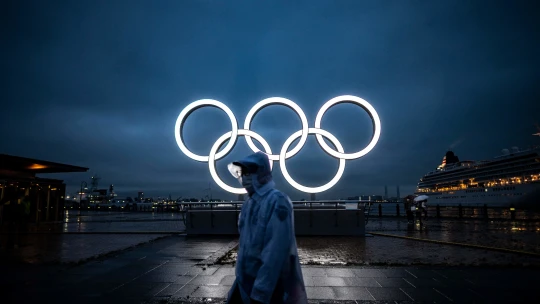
[{"xmin": 2, "ymin": 0, "xmax": 540, "ymax": 201}]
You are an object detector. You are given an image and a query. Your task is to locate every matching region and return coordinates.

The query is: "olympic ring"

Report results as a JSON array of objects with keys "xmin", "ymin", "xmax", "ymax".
[
  {"xmin": 244, "ymin": 97, "xmax": 309, "ymax": 161},
  {"xmin": 175, "ymin": 95, "xmax": 381, "ymax": 194},
  {"xmin": 315, "ymin": 95, "xmax": 381, "ymax": 160},
  {"xmin": 280, "ymin": 128, "xmax": 346, "ymax": 193},
  {"xmin": 174, "ymin": 99, "xmax": 238, "ymax": 162},
  {"xmin": 209, "ymin": 129, "xmax": 274, "ymax": 194}
]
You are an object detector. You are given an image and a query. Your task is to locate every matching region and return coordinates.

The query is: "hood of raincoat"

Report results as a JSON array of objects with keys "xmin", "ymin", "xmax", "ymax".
[{"xmin": 232, "ymin": 152, "xmax": 275, "ymax": 196}]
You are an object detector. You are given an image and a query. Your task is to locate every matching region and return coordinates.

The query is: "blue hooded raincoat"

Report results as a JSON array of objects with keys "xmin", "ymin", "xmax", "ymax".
[{"xmin": 226, "ymin": 152, "xmax": 308, "ymax": 304}]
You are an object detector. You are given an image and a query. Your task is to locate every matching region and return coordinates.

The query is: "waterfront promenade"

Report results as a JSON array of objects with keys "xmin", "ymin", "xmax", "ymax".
[{"xmin": 1, "ymin": 212, "xmax": 539, "ymax": 303}]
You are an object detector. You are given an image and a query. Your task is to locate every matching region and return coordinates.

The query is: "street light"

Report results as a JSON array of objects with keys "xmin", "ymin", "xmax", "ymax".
[{"xmin": 79, "ymin": 181, "xmax": 87, "ymax": 217}]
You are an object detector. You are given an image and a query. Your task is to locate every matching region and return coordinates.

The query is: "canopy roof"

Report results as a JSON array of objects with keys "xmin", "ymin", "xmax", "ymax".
[{"xmin": 0, "ymin": 154, "xmax": 88, "ymax": 174}]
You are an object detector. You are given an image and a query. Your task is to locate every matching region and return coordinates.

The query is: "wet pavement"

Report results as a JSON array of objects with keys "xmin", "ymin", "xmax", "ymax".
[
  {"xmin": 220, "ymin": 218, "xmax": 540, "ymax": 267},
  {"xmin": 0, "ymin": 211, "xmax": 185, "ymax": 264},
  {"xmin": 0, "ymin": 233, "xmax": 171, "ymax": 264},
  {"xmin": 2, "ymin": 235, "xmax": 539, "ymax": 303},
  {"xmin": 1, "ymin": 212, "xmax": 540, "ymax": 302}
]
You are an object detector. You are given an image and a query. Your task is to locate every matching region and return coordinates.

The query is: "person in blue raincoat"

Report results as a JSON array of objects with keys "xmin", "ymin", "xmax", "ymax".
[{"xmin": 226, "ymin": 152, "xmax": 307, "ymax": 304}]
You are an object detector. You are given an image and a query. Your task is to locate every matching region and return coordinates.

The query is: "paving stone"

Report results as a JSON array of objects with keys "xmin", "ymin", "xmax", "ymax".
[
  {"xmin": 403, "ymin": 277, "xmax": 447, "ymax": 288},
  {"xmin": 154, "ymin": 283, "xmax": 185, "ymax": 297},
  {"xmin": 342, "ymin": 277, "xmax": 381, "ymax": 287},
  {"xmin": 219, "ymin": 275, "xmax": 235, "ymax": 286},
  {"xmin": 185, "ymin": 266, "xmax": 219, "ymax": 276},
  {"xmin": 374, "ymin": 278, "xmax": 415, "ymax": 288},
  {"xmin": 332, "ymin": 287, "xmax": 374, "ymax": 300},
  {"xmin": 150, "ymin": 265, "xmax": 192, "ymax": 275},
  {"xmin": 136, "ymin": 273, "xmax": 185, "ymax": 283},
  {"xmin": 305, "ymin": 286, "xmax": 335, "ymax": 299},
  {"xmin": 400, "ymin": 287, "xmax": 452, "ymax": 302},
  {"xmin": 212, "ymin": 266, "xmax": 235, "ymax": 277},
  {"xmin": 109, "ymin": 282, "xmax": 169, "ymax": 298},
  {"xmin": 377, "ymin": 268, "xmax": 413, "ymax": 278},
  {"xmin": 403, "ymin": 268, "xmax": 439, "ymax": 279},
  {"xmin": 366, "ymin": 287, "xmax": 413, "ymax": 301},
  {"xmin": 433, "ymin": 287, "xmax": 486, "ymax": 302},
  {"xmin": 188, "ymin": 275, "xmax": 226, "ymax": 285},
  {"xmin": 434, "ymin": 277, "xmax": 477, "ymax": 288},
  {"xmin": 352, "ymin": 269, "xmax": 386, "ymax": 277},
  {"xmin": 191, "ymin": 285, "xmax": 230, "ymax": 298},
  {"xmin": 325, "ymin": 268, "xmax": 356, "ymax": 277},
  {"xmin": 302, "ymin": 267, "xmax": 327, "ymax": 276},
  {"xmin": 312, "ymin": 276, "xmax": 347, "ymax": 287},
  {"xmin": 170, "ymin": 284, "xmax": 199, "ymax": 298}
]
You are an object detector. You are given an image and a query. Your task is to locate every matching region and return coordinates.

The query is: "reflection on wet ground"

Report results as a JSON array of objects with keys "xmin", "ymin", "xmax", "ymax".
[
  {"xmin": 221, "ymin": 218, "xmax": 540, "ymax": 266},
  {"xmin": 0, "ymin": 233, "xmax": 170, "ymax": 264},
  {"xmin": 367, "ymin": 218, "xmax": 540, "ymax": 254},
  {"xmin": 1, "ymin": 211, "xmax": 539, "ymax": 267},
  {"xmin": 1, "ymin": 212, "xmax": 540, "ymax": 303}
]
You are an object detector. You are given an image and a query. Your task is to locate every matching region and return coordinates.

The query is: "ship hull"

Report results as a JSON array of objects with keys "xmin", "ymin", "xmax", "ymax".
[{"xmin": 415, "ymin": 182, "xmax": 540, "ymax": 209}]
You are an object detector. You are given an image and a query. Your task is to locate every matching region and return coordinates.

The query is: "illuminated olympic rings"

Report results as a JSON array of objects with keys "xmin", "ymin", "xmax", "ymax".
[{"xmin": 174, "ymin": 95, "xmax": 381, "ymax": 194}]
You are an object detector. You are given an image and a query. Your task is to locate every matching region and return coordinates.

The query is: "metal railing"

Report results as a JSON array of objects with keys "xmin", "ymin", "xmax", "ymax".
[
  {"xmin": 66, "ymin": 200, "xmax": 540, "ymax": 221},
  {"xmin": 371, "ymin": 203, "xmax": 539, "ymax": 221}
]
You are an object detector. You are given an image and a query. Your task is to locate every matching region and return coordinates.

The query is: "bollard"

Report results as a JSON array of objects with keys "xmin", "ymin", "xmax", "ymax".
[
  {"xmin": 378, "ymin": 204, "xmax": 382, "ymax": 217},
  {"xmin": 334, "ymin": 202, "xmax": 338, "ymax": 227},
  {"xmin": 235, "ymin": 203, "xmax": 239, "ymax": 228},
  {"xmin": 484, "ymin": 204, "xmax": 488, "ymax": 220},
  {"xmin": 510, "ymin": 205, "xmax": 516, "ymax": 220},
  {"xmin": 436, "ymin": 204, "xmax": 441, "ymax": 218},
  {"xmin": 458, "ymin": 204, "xmax": 463, "ymax": 218},
  {"xmin": 210, "ymin": 203, "xmax": 214, "ymax": 228},
  {"xmin": 309, "ymin": 202, "xmax": 313, "ymax": 228},
  {"xmin": 396, "ymin": 204, "xmax": 400, "ymax": 217}
]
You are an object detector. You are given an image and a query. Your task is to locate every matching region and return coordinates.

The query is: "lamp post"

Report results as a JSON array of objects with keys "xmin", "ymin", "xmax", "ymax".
[{"xmin": 79, "ymin": 181, "xmax": 87, "ymax": 217}]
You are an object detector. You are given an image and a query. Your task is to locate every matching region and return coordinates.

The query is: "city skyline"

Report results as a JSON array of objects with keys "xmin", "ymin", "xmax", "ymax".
[{"xmin": 3, "ymin": 1, "xmax": 540, "ymax": 200}]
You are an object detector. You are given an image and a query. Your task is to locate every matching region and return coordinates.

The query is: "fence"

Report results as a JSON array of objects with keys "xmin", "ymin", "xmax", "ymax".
[
  {"xmin": 64, "ymin": 201, "xmax": 540, "ymax": 221},
  {"xmin": 371, "ymin": 203, "xmax": 540, "ymax": 221}
]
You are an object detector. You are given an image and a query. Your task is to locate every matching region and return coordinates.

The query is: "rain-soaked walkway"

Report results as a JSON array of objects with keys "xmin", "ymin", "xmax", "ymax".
[
  {"xmin": 1, "ymin": 212, "xmax": 539, "ymax": 303},
  {"xmin": 217, "ymin": 218, "xmax": 540, "ymax": 267}
]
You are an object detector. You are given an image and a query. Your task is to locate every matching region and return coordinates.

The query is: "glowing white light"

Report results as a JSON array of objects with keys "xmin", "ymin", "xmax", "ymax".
[
  {"xmin": 314, "ymin": 95, "xmax": 381, "ymax": 160},
  {"xmin": 244, "ymin": 97, "xmax": 309, "ymax": 161},
  {"xmin": 208, "ymin": 129, "xmax": 273, "ymax": 194},
  {"xmin": 175, "ymin": 99, "xmax": 238, "ymax": 162},
  {"xmin": 175, "ymin": 95, "xmax": 381, "ymax": 194},
  {"xmin": 280, "ymin": 128, "xmax": 345, "ymax": 193}
]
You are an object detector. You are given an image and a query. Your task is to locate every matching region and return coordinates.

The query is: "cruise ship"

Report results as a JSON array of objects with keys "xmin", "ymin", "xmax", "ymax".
[{"xmin": 415, "ymin": 143, "xmax": 540, "ymax": 208}]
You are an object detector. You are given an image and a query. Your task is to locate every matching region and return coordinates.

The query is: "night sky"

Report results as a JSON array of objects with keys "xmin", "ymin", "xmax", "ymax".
[{"xmin": 3, "ymin": 1, "xmax": 540, "ymax": 201}]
